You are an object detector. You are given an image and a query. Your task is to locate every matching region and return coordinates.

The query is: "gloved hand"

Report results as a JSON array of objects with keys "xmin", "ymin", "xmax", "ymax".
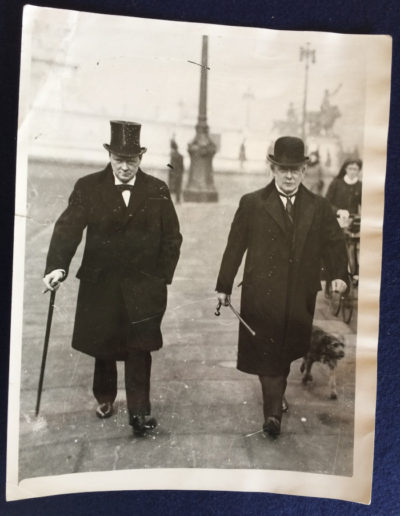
[
  {"xmin": 217, "ymin": 292, "xmax": 231, "ymax": 306},
  {"xmin": 336, "ymin": 209, "xmax": 350, "ymax": 228},
  {"xmin": 43, "ymin": 269, "xmax": 65, "ymax": 291},
  {"xmin": 331, "ymin": 278, "xmax": 347, "ymax": 293}
]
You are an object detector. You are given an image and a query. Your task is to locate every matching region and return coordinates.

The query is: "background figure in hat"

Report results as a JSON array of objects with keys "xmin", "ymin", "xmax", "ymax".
[
  {"xmin": 302, "ymin": 150, "xmax": 324, "ymax": 195},
  {"xmin": 216, "ymin": 136, "xmax": 348, "ymax": 437},
  {"xmin": 43, "ymin": 121, "xmax": 182, "ymax": 436},
  {"xmin": 168, "ymin": 138, "xmax": 184, "ymax": 204},
  {"xmin": 238, "ymin": 140, "xmax": 247, "ymax": 170}
]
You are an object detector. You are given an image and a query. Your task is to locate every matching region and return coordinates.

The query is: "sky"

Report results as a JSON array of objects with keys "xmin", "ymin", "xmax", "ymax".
[{"xmin": 24, "ymin": 6, "xmax": 368, "ymax": 163}]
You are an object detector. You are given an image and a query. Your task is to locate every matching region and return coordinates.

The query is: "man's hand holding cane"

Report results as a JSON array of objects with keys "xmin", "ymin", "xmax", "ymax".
[
  {"xmin": 216, "ymin": 292, "xmax": 256, "ymax": 337},
  {"xmin": 43, "ymin": 269, "xmax": 65, "ymax": 292},
  {"xmin": 217, "ymin": 292, "xmax": 231, "ymax": 307},
  {"xmin": 36, "ymin": 270, "xmax": 65, "ymax": 414}
]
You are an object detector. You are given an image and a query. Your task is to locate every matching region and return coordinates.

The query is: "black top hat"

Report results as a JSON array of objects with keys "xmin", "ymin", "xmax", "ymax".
[
  {"xmin": 103, "ymin": 120, "xmax": 147, "ymax": 157},
  {"xmin": 268, "ymin": 136, "xmax": 309, "ymax": 167}
]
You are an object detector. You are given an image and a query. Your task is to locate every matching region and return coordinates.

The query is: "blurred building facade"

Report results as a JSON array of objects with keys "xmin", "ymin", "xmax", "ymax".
[{"xmin": 22, "ymin": 8, "xmax": 366, "ymax": 178}]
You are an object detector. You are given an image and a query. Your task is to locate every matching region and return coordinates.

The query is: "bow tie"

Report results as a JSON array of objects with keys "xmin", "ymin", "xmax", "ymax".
[{"xmin": 115, "ymin": 184, "xmax": 135, "ymax": 192}]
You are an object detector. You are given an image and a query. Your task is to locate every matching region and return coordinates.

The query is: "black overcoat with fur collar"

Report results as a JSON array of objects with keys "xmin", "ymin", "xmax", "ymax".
[
  {"xmin": 45, "ymin": 166, "xmax": 182, "ymax": 359},
  {"xmin": 216, "ymin": 181, "xmax": 348, "ymax": 376}
]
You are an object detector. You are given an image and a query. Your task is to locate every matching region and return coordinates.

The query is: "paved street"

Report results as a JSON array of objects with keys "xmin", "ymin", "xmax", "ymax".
[{"xmin": 18, "ymin": 160, "xmax": 355, "ymax": 480}]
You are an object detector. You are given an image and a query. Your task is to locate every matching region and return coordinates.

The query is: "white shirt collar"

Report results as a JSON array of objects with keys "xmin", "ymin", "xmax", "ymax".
[
  {"xmin": 113, "ymin": 173, "xmax": 137, "ymax": 186},
  {"xmin": 343, "ymin": 174, "xmax": 359, "ymax": 185},
  {"xmin": 275, "ymin": 184, "xmax": 298, "ymax": 201}
]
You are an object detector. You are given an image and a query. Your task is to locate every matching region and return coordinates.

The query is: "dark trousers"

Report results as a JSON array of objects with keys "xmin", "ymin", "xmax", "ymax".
[
  {"xmin": 93, "ymin": 350, "xmax": 152, "ymax": 416},
  {"xmin": 258, "ymin": 369, "xmax": 290, "ymax": 422}
]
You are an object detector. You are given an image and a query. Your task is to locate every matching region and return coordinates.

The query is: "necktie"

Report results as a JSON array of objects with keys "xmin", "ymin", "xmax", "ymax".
[{"xmin": 282, "ymin": 194, "xmax": 295, "ymax": 225}]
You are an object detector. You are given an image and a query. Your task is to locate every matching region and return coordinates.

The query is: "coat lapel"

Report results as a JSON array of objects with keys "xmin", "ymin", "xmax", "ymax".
[
  {"xmin": 261, "ymin": 182, "xmax": 316, "ymax": 259},
  {"xmin": 124, "ymin": 169, "xmax": 148, "ymax": 221},
  {"xmin": 97, "ymin": 166, "xmax": 148, "ymax": 227},
  {"xmin": 293, "ymin": 185, "xmax": 316, "ymax": 262},
  {"xmin": 98, "ymin": 165, "xmax": 127, "ymax": 222},
  {"xmin": 261, "ymin": 181, "xmax": 287, "ymax": 234}
]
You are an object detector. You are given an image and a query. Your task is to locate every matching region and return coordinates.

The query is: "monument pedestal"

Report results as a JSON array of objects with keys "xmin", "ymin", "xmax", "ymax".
[
  {"xmin": 183, "ymin": 190, "xmax": 218, "ymax": 202},
  {"xmin": 184, "ymin": 127, "xmax": 218, "ymax": 202},
  {"xmin": 183, "ymin": 35, "xmax": 218, "ymax": 203}
]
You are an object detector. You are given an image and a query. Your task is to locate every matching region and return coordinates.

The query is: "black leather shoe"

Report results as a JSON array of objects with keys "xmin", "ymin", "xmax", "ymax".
[
  {"xmin": 263, "ymin": 416, "xmax": 281, "ymax": 437},
  {"xmin": 96, "ymin": 402, "xmax": 113, "ymax": 419},
  {"xmin": 130, "ymin": 415, "xmax": 157, "ymax": 437}
]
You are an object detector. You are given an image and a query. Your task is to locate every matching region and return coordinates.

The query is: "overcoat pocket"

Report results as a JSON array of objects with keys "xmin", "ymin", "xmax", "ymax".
[
  {"xmin": 76, "ymin": 265, "xmax": 103, "ymax": 283},
  {"xmin": 122, "ymin": 273, "xmax": 167, "ymax": 323}
]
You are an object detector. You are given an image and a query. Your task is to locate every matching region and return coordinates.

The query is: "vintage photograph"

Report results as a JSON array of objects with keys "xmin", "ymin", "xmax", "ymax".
[{"xmin": 7, "ymin": 5, "xmax": 391, "ymax": 502}]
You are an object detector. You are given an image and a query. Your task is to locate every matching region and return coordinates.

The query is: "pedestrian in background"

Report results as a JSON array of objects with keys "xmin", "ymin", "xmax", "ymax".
[
  {"xmin": 168, "ymin": 138, "xmax": 184, "ymax": 204},
  {"xmin": 302, "ymin": 150, "xmax": 324, "ymax": 195},
  {"xmin": 43, "ymin": 120, "xmax": 182, "ymax": 436},
  {"xmin": 325, "ymin": 158, "xmax": 362, "ymax": 218},
  {"xmin": 239, "ymin": 140, "xmax": 247, "ymax": 169}
]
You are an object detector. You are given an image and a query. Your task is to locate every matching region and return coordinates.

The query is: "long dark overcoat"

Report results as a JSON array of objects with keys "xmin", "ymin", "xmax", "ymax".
[
  {"xmin": 45, "ymin": 165, "xmax": 182, "ymax": 359},
  {"xmin": 216, "ymin": 181, "xmax": 348, "ymax": 376},
  {"xmin": 168, "ymin": 150, "xmax": 184, "ymax": 194}
]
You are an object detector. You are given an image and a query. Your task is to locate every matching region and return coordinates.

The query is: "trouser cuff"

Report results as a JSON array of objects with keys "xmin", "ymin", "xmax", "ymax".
[{"xmin": 128, "ymin": 408, "xmax": 151, "ymax": 423}]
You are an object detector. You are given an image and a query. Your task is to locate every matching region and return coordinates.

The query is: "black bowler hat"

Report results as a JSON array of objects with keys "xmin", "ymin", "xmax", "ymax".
[
  {"xmin": 268, "ymin": 136, "xmax": 309, "ymax": 167},
  {"xmin": 103, "ymin": 120, "xmax": 147, "ymax": 157}
]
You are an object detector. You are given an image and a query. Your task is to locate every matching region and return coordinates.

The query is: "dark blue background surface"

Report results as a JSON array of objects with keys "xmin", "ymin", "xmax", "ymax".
[{"xmin": 0, "ymin": 1, "xmax": 399, "ymax": 514}]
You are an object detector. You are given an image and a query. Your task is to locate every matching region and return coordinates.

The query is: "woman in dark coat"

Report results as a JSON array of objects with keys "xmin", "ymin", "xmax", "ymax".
[
  {"xmin": 325, "ymin": 158, "xmax": 362, "ymax": 215},
  {"xmin": 325, "ymin": 158, "xmax": 362, "ymax": 282}
]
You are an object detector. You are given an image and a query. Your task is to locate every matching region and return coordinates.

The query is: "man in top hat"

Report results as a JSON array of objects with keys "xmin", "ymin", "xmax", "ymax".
[
  {"xmin": 216, "ymin": 136, "xmax": 348, "ymax": 437},
  {"xmin": 43, "ymin": 120, "xmax": 182, "ymax": 436}
]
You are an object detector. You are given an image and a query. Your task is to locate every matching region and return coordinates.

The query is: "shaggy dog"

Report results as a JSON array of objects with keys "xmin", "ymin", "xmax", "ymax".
[{"xmin": 300, "ymin": 326, "xmax": 345, "ymax": 399}]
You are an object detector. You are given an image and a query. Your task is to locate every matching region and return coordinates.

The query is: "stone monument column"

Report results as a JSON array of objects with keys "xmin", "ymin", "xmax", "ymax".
[{"xmin": 183, "ymin": 35, "xmax": 218, "ymax": 202}]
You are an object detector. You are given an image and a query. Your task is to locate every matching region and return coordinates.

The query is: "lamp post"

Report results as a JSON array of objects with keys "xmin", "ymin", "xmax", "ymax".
[
  {"xmin": 299, "ymin": 42, "xmax": 316, "ymax": 142},
  {"xmin": 183, "ymin": 35, "xmax": 218, "ymax": 202}
]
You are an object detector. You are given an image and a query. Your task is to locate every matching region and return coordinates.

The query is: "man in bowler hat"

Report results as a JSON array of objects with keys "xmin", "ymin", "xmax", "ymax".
[
  {"xmin": 43, "ymin": 121, "xmax": 182, "ymax": 436},
  {"xmin": 216, "ymin": 136, "xmax": 348, "ymax": 437}
]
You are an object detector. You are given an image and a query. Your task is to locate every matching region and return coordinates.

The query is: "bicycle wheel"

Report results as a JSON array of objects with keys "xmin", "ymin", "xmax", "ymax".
[
  {"xmin": 342, "ymin": 291, "xmax": 354, "ymax": 324},
  {"xmin": 330, "ymin": 291, "xmax": 342, "ymax": 317},
  {"xmin": 324, "ymin": 280, "xmax": 332, "ymax": 299}
]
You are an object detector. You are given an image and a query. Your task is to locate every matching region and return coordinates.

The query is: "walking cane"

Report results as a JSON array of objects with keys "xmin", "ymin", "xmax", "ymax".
[
  {"xmin": 35, "ymin": 289, "xmax": 56, "ymax": 417},
  {"xmin": 215, "ymin": 300, "xmax": 256, "ymax": 337}
]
